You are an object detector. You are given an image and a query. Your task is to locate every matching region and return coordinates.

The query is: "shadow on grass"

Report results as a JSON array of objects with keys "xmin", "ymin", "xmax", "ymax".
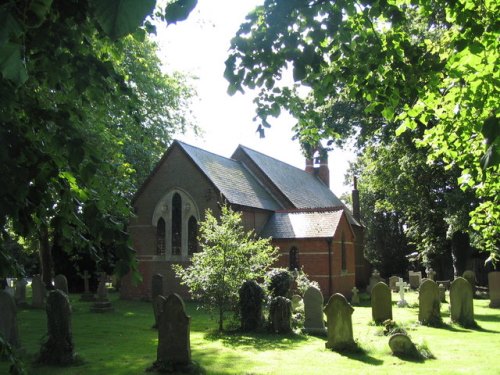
[
  {"xmin": 336, "ymin": 348, "xmax": 384, "ymax": 366},
  {"xmin": 474, "ymin": 313, "xmax": 500, "ymax": 324},
  {"xmin": 204, "ymin": 330, "xmax": 309, "ymax": 350},
  {"xmin": 436, "ymin": 320, "xmax": 499, "ymax": 334}
]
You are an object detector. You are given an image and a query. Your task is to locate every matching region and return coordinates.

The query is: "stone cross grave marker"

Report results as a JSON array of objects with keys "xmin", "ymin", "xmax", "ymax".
[
  {"xmin": 351, "ymin": 287, "xmax": 360, "ymax": 305},
  {"xmin": 396, "ymin": 278, "xmax": 408, "ymax": 307},
  {"xmin": 408, "ymin": 271, "xmax": 422, "ymax": 289},
  {"xmin": 14, "ymin": 278, "xmax": 28, "ymax": 307},
  {"xmin": 488, "ymin": 271, "xmax": 500, "ymax": 308},
  {"xmin": 303, "ymin": 286, "xmax": 326, "ymax": 335},
  {"xmin": 418, "ymin": 279, "xmax": 441, "ymax": 326},
  {"xmin": 367, "ymin": 269, "xmax": 382, "ymax": 294},
  {"xmin": 90, "ymin": 272, "xmax": 113, "ymax": 313},
  {"xmin": 80, "ymin": 270, "xmax": 95, "ymax": 301},
  {"xmin": 54, "ymin": 274, "xmax": 69, "ymax": 295},
  {"xmin": 389, "ymin": 276, "xmax": 399, "ymax": 292},
  {"xmin": 151, "ymin": 273, "xmax": 164, "ymax": 328},
  {"xmin": 31, "ymin": 274, "xmax": 46, "ymax": 309},
  {"xmin": 324, "ymin": 293, "xmax": 355, "ymax": 351},
  {"xmin": 0, "ymin": 290, "xmax": 20, "ymax": 348},
  {"xmin": 450, "ymin": 277, "xmax": 475, "ymax": 327},
  {"xmin": 371, "ymin": 282, "xmax": 392, "ymax": 323}
]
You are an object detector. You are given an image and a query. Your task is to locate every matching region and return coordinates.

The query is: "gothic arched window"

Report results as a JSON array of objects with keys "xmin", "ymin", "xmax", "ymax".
[
  {"xmin": 156, "ymin": 218, "xmax": 166, "ymax": 256},
  {"xmin": 188, "ymin": 216, "xmax": 198, "ymax": 255},
  {"xmin": 289, "ymin": 247, "xmax": 299, "ymax": 271},
  {"xmin": 171, "ymin": 193, "xmax": 182, "ymax": 255}
]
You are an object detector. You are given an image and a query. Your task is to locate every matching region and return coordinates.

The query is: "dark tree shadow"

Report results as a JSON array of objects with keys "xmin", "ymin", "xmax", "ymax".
[{"xmin": 204, "ymin": 330, "xmax": 309, "ymax": 350}]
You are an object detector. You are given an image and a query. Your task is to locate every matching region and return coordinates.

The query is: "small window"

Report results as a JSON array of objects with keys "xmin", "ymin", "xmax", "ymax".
[
  {"xmin": 156, "ymin": 218, "xmax": 166, "ymax": 256},
  {"xmin": 341, "ymin": 232, "xmax": 347, "ymax": 271},
  {"xmin": 172, "ymin": 193, "xmax": 182, "ymax": 255},
  {"xmin": 289, "ymin": 247, "xmax": 299, "ymax": 271},
  {"xmin": 188, "ymin": 216, "xmax": 198, "ymax": 255}
]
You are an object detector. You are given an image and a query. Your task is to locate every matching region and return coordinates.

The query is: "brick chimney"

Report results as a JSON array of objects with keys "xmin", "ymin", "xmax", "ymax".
[
  {"xmin": 352, "ymin": 176, "xmax": 360, "ymax": 222},
  {"xmin": 304, "ymin": 146, "xmax": 329, "ymax": 187}
]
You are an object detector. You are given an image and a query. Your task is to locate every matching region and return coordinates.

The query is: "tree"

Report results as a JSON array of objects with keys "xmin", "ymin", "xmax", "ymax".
[
  {"xmin": 225, "ymin": 0, "xmax": 499, "ymax": 261},
  {"xmin": 173, "ymin": 205, "xmax": 278, "ymax": 331}
]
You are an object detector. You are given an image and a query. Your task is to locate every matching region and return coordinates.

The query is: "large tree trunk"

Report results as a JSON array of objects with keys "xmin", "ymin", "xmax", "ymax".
[
  {"xmin": 451, "ymin": 231, "xmax": 470, "ymax": 278},
  {"xmin": 39, "ymin": 224, "xmax": 54, "ymax": 289}
]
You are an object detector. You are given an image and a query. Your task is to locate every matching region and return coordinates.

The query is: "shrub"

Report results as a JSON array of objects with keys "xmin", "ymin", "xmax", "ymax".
[{"xmin": 266, "ymin": 268, "xmax": 293, "ymax": 298}]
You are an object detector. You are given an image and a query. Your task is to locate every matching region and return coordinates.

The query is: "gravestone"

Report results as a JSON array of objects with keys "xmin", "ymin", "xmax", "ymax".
[
  {"xmin": 0, "ymin": 290, "xmax": 20, "ymax": 348},
  {"xmin": 389, "ymin": 333, "xmax": 418, "ymax": 358},
  {"xmin": 427, "ymin": 268, "xmax": 436, "ymax": 281},
  {"xmin": 324, "ymin": 293, "xmax": 355, "ymax": 351},
  {"xmin": 438, "ymin": 283, "xmax": 447, "ymax": 303},
  {"xmin": 239, "ymin": 280, "xmax": 265, "ymax": 332},
  {"xmin": 31, "ymin": 274, "xmax": 46, "ymax": 308},
  {"xmin": 367, "ymin": 269, "xmax": 382, "ymax": 294},
  {"xmin": 371, "ymin": 282, "xmax": 392, "ymax": 323},
  {"xmin": 269, "ymin": 296, "xmax": 292, "ymax": 333},
  {"xmin": 37, "ymin": 289, "xmax": 75, "ymax": 365},
  {"xmin": 303, "ymin": 286, "xmax": 326, "ymax": 335},
  {"xmin": 351, "ymin": 287, "xmax": 360, "ymax": 305},
  {"xmin": 462, "ymin": 270, "xmax": 476, "ymax": 293},
  {"xmin": 488, "ymin": 271, "xmax": 500, "ymax": 308},
  {"xmin": 14, "ymin": 278, "xmax": 28, "ymax": 307},
  {"xmin": 80, "ymin": 270, "xmax": 96, "ymax": 301},
  {"xmin": 153, "ymin": 294, "xmax": 191, "ymax": 368},
  {"xmin": 450, "ymin": 277, "xmax": 475, "ymax": 327},
  {"xmin": 54, "ymin": 274, "xmax": 69, "ymax": 295},
  {"xmin": 418, "ymin": 279, "xmax": 441, "ymax": 326},
  {"xmin": 151, "ymin": 273, "xmax": 164, "ymax": 328},
  {"xmin": 396, "ymin": 278, "xmax": 408, "ymax": 307},
  {"xmin": 389, "ymin": 276, "xmax": 399, "ymax": 292},
  {"xmin": 90, "ymin": 272, "xmax": 113, "ymax": 313},
  {"xmin": 408, "ymin": 271, "xmax": 422, "ymax": 289}
]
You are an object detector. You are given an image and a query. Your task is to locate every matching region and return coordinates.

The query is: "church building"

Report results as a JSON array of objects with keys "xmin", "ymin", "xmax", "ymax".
[{"xmin": 120, "ymin": 140, "xmax": 370, "ymax": 301}]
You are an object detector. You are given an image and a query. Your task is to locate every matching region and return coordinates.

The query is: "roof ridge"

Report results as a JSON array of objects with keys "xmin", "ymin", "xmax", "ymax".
[
  {"xmin": 177, "ymin": 140, "xmax": 237, "ymax": 163},
  {"xmin": 275, "ymin": 206, "xmax": 345, "ymax": 214},
  {"xmin": 237, "ymin": 144, "xmax": 307, "ymax": 173}
]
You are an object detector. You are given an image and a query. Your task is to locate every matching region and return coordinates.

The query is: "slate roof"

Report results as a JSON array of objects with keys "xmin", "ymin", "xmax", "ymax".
[
  {"xmin": 260, "ymin": 210, "xmax": 344, "ymax": 239},
  {"xmin": 177, "ymin": 141, "xmax": 281, "ymax": 211}
]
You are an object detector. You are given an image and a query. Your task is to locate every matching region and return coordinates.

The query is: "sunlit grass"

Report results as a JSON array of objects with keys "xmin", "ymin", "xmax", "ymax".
[{"xmin": 1, "ymin": 289, "xmax": 499, "ymax": 374}]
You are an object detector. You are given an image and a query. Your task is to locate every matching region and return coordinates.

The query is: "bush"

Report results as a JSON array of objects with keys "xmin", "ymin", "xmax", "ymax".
[
  {"xmin": 266, "ymin": 268, "xmax": 293, "ymax": 298},
  {"xmin": 293, "ymin": 268, "xmax": 320, "ymax": 296},
  {"xmin": 239, "ymin": 280, "xmax": 265, "ymax": 332}
]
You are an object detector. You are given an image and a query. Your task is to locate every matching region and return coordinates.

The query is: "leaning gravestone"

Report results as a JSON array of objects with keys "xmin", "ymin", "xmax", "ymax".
[
  {"xmin": 450, "ymin": 277, "xmax": 475, "ymax": 327},
  {"xmin": 462, "ymin": 270, "xmax": 476, "ymax": 293},
  {"xmin": 389, "ymin": 276, "xmax": 399, "ymax": 292},
  {"xmin": 269, "ymin": 296, "xmax": 292, "ymax": 333},
  {"xmin": 371, "ymin": 282, "xmax": 392, "ymax": 323},
  {"xmin": 54, "ymin": 274, "xmax": 69, "ymax": 295},
  {"xmin": 14, "ymin": 278, "xmax": 28, "ymax": 307},
  {"xmin": 148, "ymin": 294, "xmax": 191, "ymax": 372},
  {"xmin": 31, "ymin": 274, "xmax": 46, "ymax": 308},
  {"xmin": 90, "ymin": 272, "xmax": 113, "ymax": 313},
  {"xmin": 79, "ymin": 270, "xmax": 96, "ymax": 301},
  {"xmin": 488, "ymin": 271, "xmax": 500, "ymax": 308},
  {"xmin": 0, "ymin": 290, "xmax": 20, "ymax": 348},
  {"xmin": 324, "ymin": 293, "xmax": 355, "ymax": 351},
  {"xmin": 408, "ymin": 271, "xmax": 422, "ymax": 289},
  {"xmin": 418, "ymin": 279, "xmax": 441, "ymax": 326},
  {"xmin": 303, "ymin": 286, "xmax": 326, "ymax": 335},
  {"xmin": 37, "ymin": 289, "xmax": 75, "ymax": 365},
  {"xmin": 151, "ymin": 273, "xmax": 164, "ymax": 329},
  {"xmin": 239, "ymin": 280, "xmax": 265, "ymax": 332},
  {"xmin": 389, "ymin": 333, "xmax": 419, "ymax": 358}
]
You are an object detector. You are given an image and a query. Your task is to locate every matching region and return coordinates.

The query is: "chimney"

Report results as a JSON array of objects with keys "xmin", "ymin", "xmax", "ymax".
[
  {"xmin": 304, "ymin": 146, "xmax": 330, "ymax": 187},
  {"xmin": 352, "ymin": 176, "xmax": 360, "ymax": 222}
]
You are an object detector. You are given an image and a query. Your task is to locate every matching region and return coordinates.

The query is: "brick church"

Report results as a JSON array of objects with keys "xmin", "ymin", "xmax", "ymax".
[{"xmin": 120, "ymin": 140, "xmax": 370, "ymax": 300}]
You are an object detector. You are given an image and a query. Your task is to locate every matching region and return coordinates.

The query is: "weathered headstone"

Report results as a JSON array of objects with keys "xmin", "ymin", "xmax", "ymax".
[
  {"xmin": 269, "ymin": 296, "xmax": 292, "ymax": 333},
  {"xmin": 371, "ymin": 282, "xmax": 392, "ymax": 323},
  {"xmin": 418, "ymin": 279, "xmax": 441, "ymax": 326},
  {"xmin": 37, "ymin": 289, "xmax": 75, "ymax": 365},
  {"xmin": 488, "ymin": 271, "xmax": 500, "ymax": 308},
  {"xmin": 450, "ymin": 277, "xmax": 475, "ymax": 327},
  {"xmin": 408, "ymin": 271, "xmax": 422, "ymax": 289},
  {"xmin": 462, "ymin": 270, "xmax": 476, "ymax": 293},
  {"xmin": 438, "ymin": 283, "xmax": 447, "ymax": 303},
  {"xmin": 367, "ymin": 269, "xmax": 382, "ymax": 294},
  {"xmin": 389, "ymin": 276, "xmax": 399, "ymax": 292},
  {"xmin": 0, "ymin": 290, "xmax": 20, "ymax": 348},
  {"xmin": 153, "ymin": 294, "xmax": 191, "ymax": 369},
  {"xmin": 14, "ymin": 278, "xmax": 28, "ymax": 307},
  {"xmin": 427, "ymin": 268, "xmax": 436, "ymax": 281},
  {"xmin": 396, "ymin": 278, "xmax": 408, "ymax": 307},
  {"xmin": 80, "ymin": 270, "xmax": 95, "ymax": 301},
  {"xmin": 54, "ymin": 274, "xmax": 69, "ymax": 295},
  {"xmin": 151, "ymin": 273, "xmax": 164, "ymax": 328},
  {"xmin": 90, "ymin": 272, "xmax": 113, "ymax": 313},
  {"xmin": 324, "ymin": 293, "xmax": 355, "ymax": 351},
  {"xmin": 303, "ymin": 286, "xmax": 326, "ymax": 335},
  {"xmin": 239, "ymin": 280, "xmax": 265, "ymax": 332},
  {"xmin": 351, "ymin": 287, "xmax": 360, "ymax": 305},
  {"xmin": 31, "ymin": 274, "xmax": 46, "ymax": 308},
  {"xmin": 389, "ymin": 333, "xmax": 419, "ymax": 358}
]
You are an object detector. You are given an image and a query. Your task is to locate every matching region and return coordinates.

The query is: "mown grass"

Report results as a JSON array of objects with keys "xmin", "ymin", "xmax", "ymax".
[{"xmin": 2, "ymin": 289, "xmax": 500, "ymax": 374}]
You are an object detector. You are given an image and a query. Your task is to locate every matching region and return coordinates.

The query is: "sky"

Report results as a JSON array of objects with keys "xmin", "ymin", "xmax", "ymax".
[{"xmin": 153, "ymin": 0, "xmax": 355, "ymax": 197}]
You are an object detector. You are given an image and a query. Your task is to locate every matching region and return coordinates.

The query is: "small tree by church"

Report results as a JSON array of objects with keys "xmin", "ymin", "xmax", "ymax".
[{"xmin": 173, "ymin": 205, "xmax": 277, "ymax": 331}]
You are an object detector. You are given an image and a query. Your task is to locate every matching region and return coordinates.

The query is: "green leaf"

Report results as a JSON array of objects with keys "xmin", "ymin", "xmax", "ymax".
[
  {"xmin": 91, "ymin": 0, "xmax": 156, "ymax": 39},
  {"xmin": 0, "ymin": 8, "xmax": 23, "ymax": 44},
  {"xmin": 165, "ymin": 0, "xmax": 198, "ymax": 25},
  {"xmin": 0, "ymin": 42, "xmax": 27, "ymax": 85},
  {"xmin": 28, "ymin": 0, "xmax": 53, "ymax": 27},
  {"xmin": 481, "ymin": 115, "xmax": 499, "ymax": 145}
]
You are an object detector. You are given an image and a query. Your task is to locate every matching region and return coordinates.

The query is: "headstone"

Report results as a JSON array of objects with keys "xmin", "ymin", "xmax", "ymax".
[
  {"xmin": 54, "ymin": 274, "xmax": 69, "ymax": 295},
  {"xmin": 269, "ymin": 296, "xmax": 292, "ymax": 333},
  {"xmin": 31, "ymin": 274, "xmax": 46, "ymax": 308},
  {"xmin": 438, "ymin": 283, "xmax": 447, "ymax": 303},
  {"xmin": 371, "ymin": 282, "xmax": 392, "ymax": 323},
  {"xmin": 389, "ymin": 276, "xmax": 399, "ymax": 292},
  {"xmin": 303, "ymin": 286, "xmax": 326, "ymax": 335},
  {"xmin": 80, "ymin": 270, "xmax": 96, "ymax": 301},
  {"xmin": 90, "ymin": 272, "xmax": 113, "ymax": 313},
  {"xmin": 37, "ymin": 289, "xmax": 75, "ymax": 365},
  {"xmin": 367, "ymin": 269, "xmax": 382, "ymax": 294},
  {"xmin": 324, "ymin": 293, "xmax": 355, "ymax": 351},
  {"xmin": 450, "ymin": 277, "xmax": 475, "ymax": 327},
  {"xmin": 462, "ymin": 270, "xmax": 476, "ymax": 292},
  {"xmin": 418, "ymin": 279, "xmax": 441, "ymax": 326},
  {"xmin": 396, "ymin": 278, "xmax": 408, "ymax": 307},
  {"xmin": 0, "ymin": 290, "xmax": 20, "ymax": 348},
  {"xmin": 291, "ymin": 295, "xmax": 303, "ymax": 311},
  {"xmin": 239, "ymin": 280, "xmax": 265, "ymax": 332},
  {"xmin": 151, "ymin": 273, "xmax": 164, "ymax": 328},
  {"xmin": 488, "ymin": 271, "xmax": 500, "ymax": 308},
  {"xmin": 389, "ymin": 333, "xmax": 418, "ymax": 358},
  {"xmin": 408, "ymin": 271, "xmax": 422, "ymax": 289},
  {"xmin": 155, "ymin": 294, "xmax": 191, "ymax": 366},
  {"xmin": 427, "ymin": 268, "xmax": 436, "ymax": 281},
  {"xmin": 14, "ymin": 278, "xmax": 28, "ymax": 307},
  {"xmin": 351, "ymin": 287, "xmax": 360, "ymax": 305}
]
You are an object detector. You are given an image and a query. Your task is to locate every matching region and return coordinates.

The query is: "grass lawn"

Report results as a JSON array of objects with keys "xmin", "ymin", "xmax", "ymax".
[{"xmin": 2, "ymin": 289, "xmax": 500, "ymax": 375}]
